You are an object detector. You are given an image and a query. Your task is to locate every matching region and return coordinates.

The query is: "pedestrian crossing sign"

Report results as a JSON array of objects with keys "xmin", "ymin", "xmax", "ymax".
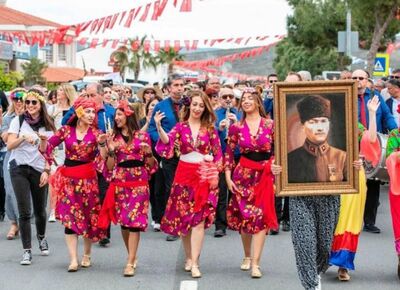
[{"xmin": 373, "ymin": 53, "xmax": 389, "ymax": 77}]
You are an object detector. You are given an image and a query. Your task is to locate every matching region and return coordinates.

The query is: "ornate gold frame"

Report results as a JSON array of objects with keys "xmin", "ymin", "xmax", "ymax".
[{"xmin": 273, "ymin": 80, "xmax": 359, "ymax": 196}]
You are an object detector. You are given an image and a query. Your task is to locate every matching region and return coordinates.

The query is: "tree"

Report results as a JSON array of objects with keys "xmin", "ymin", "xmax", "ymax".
[
  {"xmin": 21, "ymin": 57, "xmax": 47, "ymax": 86},
  {"xmin": 157, "ymin": 48, "xmax": 184, "ymax": 75},
  {"xmin": 274, "ymin": 0, "xmax": 350, "ymax": 79},
  {"xmin": 113, "ymin": 36, "xmax": 159, "ymax": 82},
  {"xmin": 349, "ymin": 0, "xmax": 400, "ymax": 75}
]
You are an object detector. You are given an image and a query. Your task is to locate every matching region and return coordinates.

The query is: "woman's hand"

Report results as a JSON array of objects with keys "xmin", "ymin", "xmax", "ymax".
[
  {"xmin": 226, "ymin": 174, "xmax": 238, "ymax": 192},
  {"xmin": 39, "ymin": 171, "xmax": 49, "ymax": 187},
  {"xmin": 271, "ymin": 161, "xmax": 282, "ymax": 175},
  {"xmin": 140, "ymin": 142, "xmax": 153, "ymax": 156},
  {"xmin": 97, "ymin": 133, "xmax": 107, "ymax": 145},
  {"xmin": 154, "ymin": 111, "xmax": 165, "ymax": 128},
  {"xmin": 353, "ymin": 159, "xmax": 363, "ymax": 170},
  {"xmin": 367, "ymin": 95, "xmax": 380, "ymax": 113}
]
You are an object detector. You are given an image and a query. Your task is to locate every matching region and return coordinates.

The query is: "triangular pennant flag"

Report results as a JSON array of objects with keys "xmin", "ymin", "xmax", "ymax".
[
  {"xmin": 210, "ymin": 39, "xmax": 217, "ymax": 47},
  {"xmin": 102, "ymin": 15, "xmax": 113, "ymax": 33},
  {"xmin": 244, "ymin": 37, "xmax": 251, "ymax": 45},
  {"xmin": 140, "ymin": 3, "xmax": 152, "ymax": 22},
  {"xmin": 152, "ymin": 1, "xmax": 160, "ymax": 20},
  {"xmin": 173, "ymin": 0, "xmax": 178, "ymax": 7},
  {"xmin": 184, "ymin": 40, "xmax": 190, "ymax": 50},
  {"xmin": 119, "ymin": 11, "xmax": 127, "ymax": 25},
  {"xmin": 90, "ymin": 19, "xmax": 99, "ymax": 34},
  {"xmin": 124, "ymin": 9, "xmax": 135, "ymax": 28},
  {"xmin": 65, "ymin": 35, "xmax": 74, "ymax": 45},
  {"xmin": 102, "ymin": 39, "xmax": 109, "ymax": 47},
  {"xmin": 157, "ymin": 0, "xmax": 169, "ymax": 17},
  {"xmin": 191, "ymin": 40, "xmax": 198, "ymax": 50},
  {"xmin": 164, "ymin": 40, "xmax": 171, "ymax": 51},
  {"xmin": 79, "ymin": 37, "xmax": 88, "ymax": 46},
  {"xmin": 174, "ymin": 40, "xmax": 181, "ymax": 52},
  {"xmin": 154, "ymin": 40, "xmax": 161, "ymax": 52},
  {"xmin": 90, "ymin": 38, "xmax": 99, "ymax": 48},
  {"xmin": 111, "ymin": 39, "xmax": 119, "ymax": 49},
  {"xmin": 143, "ymin": 40, "xmax": 151, "ymax": 52},
  {"xmin": 235, "ymin": 37, "xmax": 243, "ymax": 45},
  {"xmin": 180, "ymin": 0, "xmax": 192, "ymax": 12},
  {"xmin": 134, "ymin": 6, "xmax": 142, "ymax": 20},
  {"xmin": 95, "ymin": 17, "xmax": 106, "ymax": 34},
  {"xmin": 109, "ymin": 13, "xmax": 119, "ymax": 29}
]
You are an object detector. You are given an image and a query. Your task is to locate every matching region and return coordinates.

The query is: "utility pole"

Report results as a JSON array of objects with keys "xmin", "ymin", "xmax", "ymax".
[{"xmin": 346, "ymin": 8, "xmax": 352, "ymax": 58}]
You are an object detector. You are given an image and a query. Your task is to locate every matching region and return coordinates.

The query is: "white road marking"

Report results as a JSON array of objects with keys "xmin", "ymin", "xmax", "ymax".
[{"xmin": 180, "ymin": 280, "xmax": 198, "ymax": 290}]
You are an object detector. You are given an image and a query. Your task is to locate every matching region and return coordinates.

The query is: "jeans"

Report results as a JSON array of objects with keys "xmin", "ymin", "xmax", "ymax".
[
  {"xmin": 3, "ymin": 152, "xmax": 20, "ymax": 222},
  {"xmin": 10, "ymin": 164, "xmax": 48, "ymax": 249}
]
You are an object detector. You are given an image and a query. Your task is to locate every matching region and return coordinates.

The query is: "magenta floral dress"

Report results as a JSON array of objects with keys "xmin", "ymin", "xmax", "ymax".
[
  {"xmin": 156, "ymin": 122, "xmax": 223, "ymax": 236},
  {"xmin": 45, "ymin": 125, "xmax": 105, "ymax": 241},
  {"xmin": 225, "ymin": 118, "xmax": 274, "ymax": 234},
  {"xmin": 103, "ymin": 131, "xmax": 158, "ymax": 230}
]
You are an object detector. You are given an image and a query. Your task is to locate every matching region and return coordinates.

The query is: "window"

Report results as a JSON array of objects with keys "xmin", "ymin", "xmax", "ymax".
[{"xmin": 58, "ymin": 44, "xmax": 66, "ymax": 61}]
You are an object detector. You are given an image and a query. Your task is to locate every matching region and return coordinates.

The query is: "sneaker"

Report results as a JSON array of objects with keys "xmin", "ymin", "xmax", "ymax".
[
  {"xmin": 153, "ymin": 223, "xmax": 161, "ymax": 232},
  {"xmin": 48, "ymin": 210, "xmax": 56, "ymax": 223},
  {"xmin": 363, "ymin": 224, "xmax": 381, "ymax": 234},
  {"xmin": 38, "ymin": 237, "xmax": 49, "ymax": 256},
  {"xmin": 20, "ymin": 250, "xmax": 32, "ymax": 265},
  {"xmin": 315, "ymin": 274, "xmax": 321, "ymax": 290},
  {"xmin": 281, "ymin": 220, "xmax": 290, "ymax": 232}
]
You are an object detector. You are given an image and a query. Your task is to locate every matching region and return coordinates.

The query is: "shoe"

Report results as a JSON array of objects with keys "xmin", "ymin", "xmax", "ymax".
[
  {"xmin": 338, "ymin": 268, "xmax": 350, "ymax": 281},
  {"xmin": 214, "ymin": 229, "xmax": 226, "ymax": 238},
  {"xmin": 315, "ymin": 275, "xmax": 321, "ymax": 290},
  {"xmin": 397, "ymin": 256, "xmax": 400, "ymax": 280},
  {"xmin": 251, "ymin": 265, "xmax": 262, "ymax": 278},
  {"xmin": 363, "ymin": 224, "xmax": 381, "ymax": 234},
  {"xmin": 240, "ymin": 257, "xmax": 251, "ymax": 271},
  {"xmin": 184, "ymin": 259, "xmax": 192, "ymax": 272},
  {"xmin": 153, "ymin": 223, "xmax": 161, "ymax": 232},
  {"xmin": 68, "ymin": 262, "xmax": 79, "ymax": 272},
  {"xmin": 20, "ymin": 250, "xmax": 32, "ymax": 265},
  {"xmin": 281, "ymin": 220, "xmax": 290, "ymax": 232},
  {"xmin": 124, "ymin": 264, "xmax": 135, "ymax": 277},
  {"xmin": 81, "ymin": 255, "xmax": 91, "ymax": 268},
  {"xmin": 38, "ymin": 236, "xmax": 49, "ymax": 256},
  {"xmin": 7, "ymin": 224, "xmax": 19, "ymax": 240},
  {"xmin": 48, "ymin": 210, "xmax": 56, "ymax": 223},
  {"xmin": 99, "ymin": 238, "xmax": 110, "ymax": 247},
  {"xmin": 166, "ymin": 234, "xmax": 179, "ymax": 241},
  {"xmin": 269, "ymin": 228, "xmax": 279, "ymax": 235},
  {"xmin": 191, "ymin": 265, "xmax": 202, "ymax": 278}
]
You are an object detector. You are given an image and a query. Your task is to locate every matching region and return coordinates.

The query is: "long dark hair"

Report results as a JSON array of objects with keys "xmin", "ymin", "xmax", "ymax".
[
  {"xmin": 180, "ymin": 90, "xmax": 216, "ymax": 129},
  {"xmin": 26, "ymin": 89, "xmax": 56, "ymax": 132},
  {"xmin": 145, "ymin": 95, "xmax": 163, "ymax": 115},
  {"xmin": 113, "ymin": 105, "xmax": 140, "ymax": 144},
  {"xmin": 239, "ymin": 91, "xmax": 267, "ymax": 121}
]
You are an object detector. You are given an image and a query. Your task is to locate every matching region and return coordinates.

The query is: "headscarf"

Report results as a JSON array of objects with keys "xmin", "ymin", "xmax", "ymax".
[
  {"xmin": 117, "ymin": 100, "xmax": 134, "ymax": 116},
  {"xmin": 66, "ymin": 96, "xmax": 97, "ymax": 125}
]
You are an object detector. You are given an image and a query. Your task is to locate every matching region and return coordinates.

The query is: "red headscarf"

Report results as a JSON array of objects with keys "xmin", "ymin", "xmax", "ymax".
[
  {"xmin": 117, "ymin": 100, "xmax": 134, "ymax": 116},
  {"xmin": 66, "ymin": 96, "xmax": 98, "ymax": 125}
]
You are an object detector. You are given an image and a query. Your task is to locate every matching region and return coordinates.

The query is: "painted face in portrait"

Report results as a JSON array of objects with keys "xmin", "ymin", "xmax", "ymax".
[{"xmin": 303, "ymin": 117, "xmax": 330, "ymax": 144}]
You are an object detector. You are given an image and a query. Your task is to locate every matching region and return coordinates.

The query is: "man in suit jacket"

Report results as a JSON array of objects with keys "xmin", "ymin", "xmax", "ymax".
[
  {"xmin": 148, "ymin": 74, "xmax": 185, "ymax": 241},
  {"xmin": 386, "ymin": 78, "xmax": 400, "ymax": 127}
]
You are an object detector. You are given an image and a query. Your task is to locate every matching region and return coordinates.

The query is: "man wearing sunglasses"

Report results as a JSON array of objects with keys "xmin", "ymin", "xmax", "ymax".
[
  {"xmin": 386, "ymin": 79, "xmax": 400, "ymax": 127},
  {"xmin": 213, "ymin": 88, "xmax": 241, "ymax": 238},
  {"xmin": 352, "ymin": 69, "xmax": 397, "ymax": 234},
  {"xmin": 263, "ymin": 73, "xmax": 279, "ymax": 120}
]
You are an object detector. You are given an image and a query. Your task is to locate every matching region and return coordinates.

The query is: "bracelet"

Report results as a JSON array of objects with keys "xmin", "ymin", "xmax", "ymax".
[
  {"xmin": 99, "ymin": 142, "xmax": 106, "ymax": 147},
  {"xmin": 144, "ymin": 152, "xmax": 153, "ymax": 159},
  {"xmin": 108, "ymin": 150, "xmax": 115, "ymax": 157},
  {"xmin": 43, "ymin": 169, "xmax": 51, "ymax": 175}
]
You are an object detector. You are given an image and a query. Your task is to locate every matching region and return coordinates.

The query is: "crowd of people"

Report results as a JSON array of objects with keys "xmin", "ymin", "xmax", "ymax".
[{"xmin": 0, "ymin": 69, "xmax": 399, "ymax": 290}]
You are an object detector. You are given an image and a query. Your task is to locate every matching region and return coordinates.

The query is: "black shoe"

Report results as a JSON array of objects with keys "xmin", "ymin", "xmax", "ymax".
[
  {"xmin": 166, "ymin": 235, "xmax": 179, "ymax": 241},
  {"xmin": 20, "ymin": 250, "xmax": 32, "ymax": 265},
  {"xmin": 269, "ymin": 228, "xmax": 279, "ymax": 235},
  {"xmin": 363, "ymin": 224, "xmax": 381, "ymax": 234},
  {"xmin": 281, "ymin": 221, "xmax": 290, "ymax": 232},
  {"xmin": 38, "ymin": 236, "xmax": 49, "ymax": 256},
  {"xmin": 397, "ymin": 256, "xmax": 400, "ymax": 280},
  {"xmin": 99, "ymin": 238, "xmax": 111, "ymax": 247},
  {"xmin": 214, "ymin": 229, "xmax": 226, "ymax": 238}
]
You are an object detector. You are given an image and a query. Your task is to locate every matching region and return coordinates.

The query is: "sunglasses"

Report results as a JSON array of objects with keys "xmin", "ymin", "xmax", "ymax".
[
  {"xmin": 209, "ymin": 94, "xmax": 219, "ymax": 98},
  {"xmin": 222, "ymin": 94, "xmax": 234, "ymax": 100},
  {"xmin": 352, "ymin": 77, "xmax": 366, "ymax": 81},
  {"xmin": 390, "ymin": 75, "xmax": 400, "ymax": 79},
  {"xmin": 25, "ymin": 99, "xmax": 39, "ymax": 105},
  {"xmin": 144, "ymin": 90, "xmax": 155, "ymax": 94},
  {"xmin": 269, "ymin": 80, "xmax": 278, "ymax": 83}
]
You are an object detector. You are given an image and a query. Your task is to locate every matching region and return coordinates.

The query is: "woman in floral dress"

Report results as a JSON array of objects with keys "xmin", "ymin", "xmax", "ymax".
[
  {"xmin": 41, "ymin": 96, "xmax": 105, "ymax": 272},
  {"xmin": 98, "ymin": 100, "xmax": 157, "ymax": 277},
  {"xmin": 154, "ymin": 90, "xmax": 222, "ymax": 278},
  {"xmin": 225, "ymin": 89, "xmax": 278, "ymax": 279}
]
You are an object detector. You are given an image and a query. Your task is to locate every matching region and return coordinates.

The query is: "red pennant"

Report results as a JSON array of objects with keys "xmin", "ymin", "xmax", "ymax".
[
  {"xmin": 95, "ymin": 17, "xmax": 106, "ymax": 34},
  {"xmin": 244, "ymin": 37, "xmax": 251, "ymax": 45},
  {"xmin": 235, "ymin": 37, "xmax": 243, "ymax": 45},
  {"xmin": 164, "ymin": 40, "xmax": 171, "ymax": 51},
  {"xmin": 180, "ymin": 0, "xmax": 192, "ymax": 12},
  {"xmin": 119, "ymin": 11, "xmax": 127, "ymax": 25},
  {"xmin": 140, "ymin": 3, "xmax": 152, "ymax": 21},
  {"xmin": 102, "ymin": 15, "xmax": 112, "ymax": 33},
  {"xmin": 157, "ymin": 0, "xmax": 168, "ymax": 17},
  {"xmin": 203, "ymin": 39, "xmax": 208, "ymax": 45},
  {"xmin": 102, "ymin": 39, "xmax": 109, "ymax": 47},
  {"xmin": 191, "ymin": 40, "xmax": 198, "ymax": 50},
  {"xmin": 174, "ymin": 40, "xmax": 180, "ymax": 52},
  {"xmin": 152, "ymin": 1, "xmax": 160, "ymax": 20},
  {"xmin": 90, "ymin": 19, "xmax": 99, "ymax": 34},
  {"xmin": 90, "ymin": 38, "xmax": 99, "ymax": 48},
  {"xmin": 134, "ymin": 6, "xmax": 142, "ymax": 21},
  {"xmin": 143, "ymin": 40, "xmax": 151, "ymax": 52},
  {"xmin": 65, "ymin": 35, "xmax": 74, "ymax": 45},
  {"xmin": 124, "ymin": 9, "xmax": 135, "ymax": 28},
  {"xmin": 154, "ymin": 40, "xmax": 161, "ymax": 52},
  {"xmin": 210, "ymin": 39, "xmax": 217, "ymax": 47},
  {"xmin": 109, "ymin": 13, "xmax": 119, "ymax": 29},
  {"xmin": 226, "ymin": 38, "xmax": 233, "ymax": 43},
  {"xmin": 184, "ymin": 40, "xmax": 190, "ymax": 50},
  {"xmin": 79, "ymin": 37, "xmax": 88, "ymax": 46},
  {"xmin": 74, "ymin": 23, "xmax": 83, "ymax": 37},
  {"xmin": 111, "ymin": 39, "xmax": 119, "ymax": 49},
  {"xmin": 173, "ymin": 0, "xmax": 178, "ymax": 7}
]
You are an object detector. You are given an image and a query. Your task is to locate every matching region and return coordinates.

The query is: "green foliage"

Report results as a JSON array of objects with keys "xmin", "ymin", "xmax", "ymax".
[
  {"xmin": 0, "ymin": 73, "xmax": 17, "ymax": 91},
  {"xmin": 157, "ymin": 48, "xmax": 184, "ymax": 75},
  {"xmin": 274, "ymin": 0, "xmax": 349, "ymax": 78},
  {"xmin": 21, "ymin": 57, "xmax": 47, "ymax": 86}
]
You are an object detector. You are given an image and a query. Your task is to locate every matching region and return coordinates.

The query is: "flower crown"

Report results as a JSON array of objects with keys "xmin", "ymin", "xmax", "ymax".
[
  {"xmin": 23, "ymin": 91, "xmax": 45, "ymax": 103},
  {"xmin": 10, "ymin": 90, "xmax": 27, "ymax": 100}
]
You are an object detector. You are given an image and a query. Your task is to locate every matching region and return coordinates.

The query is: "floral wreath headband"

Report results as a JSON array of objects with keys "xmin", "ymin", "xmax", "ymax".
[
  {"xmin": 22, "ymin": 91, "xmax": 46, "ymax": 103},
  {"xmin": 117, "ymin": 100, "xmax": 134, "ymax": 116}
]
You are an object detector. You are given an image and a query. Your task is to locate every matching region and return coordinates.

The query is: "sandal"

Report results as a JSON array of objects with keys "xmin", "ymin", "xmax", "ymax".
[
  {"xmin": 240, "ymin": 257, "xmax": 251, "ymax": 271},
  {"xmin": 338, "ymin": 268, "xmax": 350, "ymax": 281},
  {"xmin": 184, "ymin": 259, "xmax": 192, "ymax": 272},
  {"xmin": 124, "ymin": 264, "xmax": 135, "ymax": 277},
  {"xmin": 81, "ymin": 255, "xmax": 91, "ymax": 268},
  {"xmin": 251, "ymin": 265, "xmax": 262, "ymax": 278},
  {"xmin": 191, "ymin": 265, "xmax": 201, "ymax": 278},
  {"xmin": 6, "ymin": 224, "xmax": 19, "ymax": 240}
]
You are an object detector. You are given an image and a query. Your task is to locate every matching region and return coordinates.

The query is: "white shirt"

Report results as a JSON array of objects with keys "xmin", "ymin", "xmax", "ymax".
[
  {"xmin": 392, "ymin": 98, "xmax": 400, "ymax": 127},
  {"xmin": 8, "ymin": 118, "xmax": 53, "ymax": 172}
]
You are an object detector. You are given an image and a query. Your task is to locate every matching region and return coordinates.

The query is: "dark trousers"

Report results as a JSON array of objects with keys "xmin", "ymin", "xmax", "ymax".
[
  {"xmin": 159, "ymin": 157, "xmax": 178, "ymax": 221},
  {"xmin": 98, "ymin": 173, "xmax": 110, "ymax": 239},
  {"xmin": 150, "ymin": 166, "xmax": 165, "ymax": 223},
  {"xmin": 0, "ymin": 152, "xmax": 6, "ymax": 215},
  {"xmin": 10, "ymin": 165, "xmax": 47, "ymax": 249},
  {"xmin": 280, "ymin": 197, "xmax": 290, "ymax": 222},
  {"xmin": 215, "ymin": 172, "xmax": 230, "ymax": 231},
  {"xmin": 363, "ymin": 179, "xmax": 381, "ymax": 225}
]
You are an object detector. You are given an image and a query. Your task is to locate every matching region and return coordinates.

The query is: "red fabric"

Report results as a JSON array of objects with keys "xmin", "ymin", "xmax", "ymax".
[
  {"xmin": 387, "ymin": 152, "xmax": 400, "ymax": 195},
  {"xmin": 98, "ymin": 180, "xmax": 148, "ymax": 229},
  {"xmin": 239, "ymin": 157, "xmax": 278, "ymax": 230},
  {"xmin": 174, "ymin": 161, "xmax": 210, "ymax": 212},
  {"xmin": 359, "ymin": 94, "xmax": 367, "ymax": 127},
  {"xmin": 389, "ymin": 190, "xmax": 400, "ymax": 241},
  {"xmin": 49, "ymin": 163, "xmax": 96, "ymax": 199},
  {"xmin": 331, "ymin": 231, "xmax": 359, "ymax": 252},
  {"xmin": 360, "ymin": 130, "xmax": 381, "ymax": 167}
]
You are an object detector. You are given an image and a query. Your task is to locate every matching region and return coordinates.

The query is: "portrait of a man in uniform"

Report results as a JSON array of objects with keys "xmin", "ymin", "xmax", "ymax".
[{"xmin": 287, "ymin": 95, "xmax": 347, "ymax": 183}]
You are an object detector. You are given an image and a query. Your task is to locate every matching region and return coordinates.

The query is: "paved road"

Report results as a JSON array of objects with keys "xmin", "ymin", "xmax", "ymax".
[{"xmin": 1, "ymin": 184, "xmax": 399, "ymax": 290}]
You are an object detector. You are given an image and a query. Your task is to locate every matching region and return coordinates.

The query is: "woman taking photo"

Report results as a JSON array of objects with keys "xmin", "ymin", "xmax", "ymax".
[
  {"xmin": 98, "ymin": 100, "xmax": 157, "ymax": 277},
  {"xmin": 40, "ymin": 96, "xmax": 105, "ymax": 272},
  {"xmin": 154, "ymin": 90, "xmax": 222, "ymax": 278},
  {"xmin": 7, "ymin": 89, "xmax": 55, "ymax": 265},
  {"xmin": 225, "ymin": 88, "xmax": 278, "ymax": 279},
  {"xmin": 1, "ymin": 89, "xmax": 26, "ymax": 240}
]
